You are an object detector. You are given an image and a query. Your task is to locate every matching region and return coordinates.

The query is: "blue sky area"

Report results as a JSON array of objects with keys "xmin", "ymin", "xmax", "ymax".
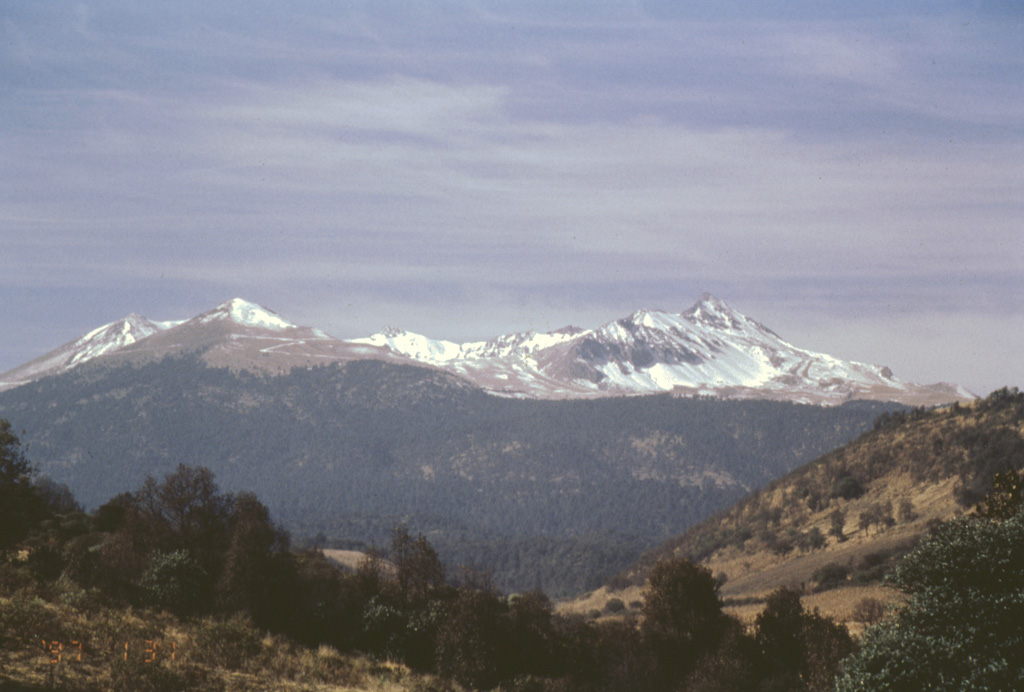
[{"xmin": 2, "ymin": 1, "xmax": 1021, "ymax": 395}]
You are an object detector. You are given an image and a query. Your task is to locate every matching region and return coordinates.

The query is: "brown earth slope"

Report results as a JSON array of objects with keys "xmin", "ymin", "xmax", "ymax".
[{"xmin": 562, "ymin": 388, "xmax": 1024, "ymax": 632}]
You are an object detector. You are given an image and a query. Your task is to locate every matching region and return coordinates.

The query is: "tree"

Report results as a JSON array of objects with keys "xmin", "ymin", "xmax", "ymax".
[
  {"xmin": 0, "ymin": 419, "xmax": 46, "ymax": 552},
  {"xmin": 140, "ymin": 549, "xmax": 208, "ymax": 616},
  {"xmin": 897, "ymin": 498, "xmax": 917, "ymax": 523},
  {"xmin": 95, "ymin": 465, "xmax": 238, "ymax": 611},
  {"xmin": 504, "ymin": 590, "xmax": 558, "ymax": 678},
  {"xmin": 435, "ymin": 586, "xmax": 506, "ymax": 689},
  {"xmin": 217, "ymin": 492, "xmax": 289, "ymax": 616},
  {"xmin": 389, "ymin": 524, "xmax": 446, "ymax": 609},
  {"xmin": 33, "ymin": 476, "xmax": 82, "ymax": 515},
  {"xmin": 755, "ymin": 588, "xmax": 806, "ymax": 676},
  {"xmin": 798, "ymin": 526, "xmax": 827, "ymax": 552},
  {"xmin": 755, "ymin": 587, "xmax": 853, "ymax": 692},
  {"xmin": 857, "ymin": 509, "xmax": 873, "ymax": 535},
  {"xmin": 828, "ymin": 507, "xmax": 846, "ymax": 541},
  {"xmin": 974, "ymin": 467, "xmax": 1024, "ymax": 520},
  {"xmin": 835, "ymin": 511, "xmax": 1024, "ymax": 691},
  {"xmin": 133, "ymin": 464, "xmax": 232, "ymax": 580},
  {"xmin": 640, "ymin": 557, "xmax": 726, "ymax": 683}
]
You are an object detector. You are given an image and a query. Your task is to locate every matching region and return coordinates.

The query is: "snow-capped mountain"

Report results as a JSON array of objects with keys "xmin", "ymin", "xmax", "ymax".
[
  {"xmin": 0, "ymin": 295, "xmax": 974, "ymax": 406},
  {"xmin": 0, "ymin": 313, "xmax": 181, "ymax": 388},
  {"xmin": 355, "ymin": 294, "xmax": 975, "ymax": 406},
  {"xmin": 0, "ymin": 298, "xmax": 398, "ymax": 389}
]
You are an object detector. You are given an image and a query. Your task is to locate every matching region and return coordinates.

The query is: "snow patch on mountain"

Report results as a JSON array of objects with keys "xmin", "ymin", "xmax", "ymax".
[
  {"xmin": 352, "ymin": 327, "xmax": 580, "ymax": 364},
  {"xmin": 199, "ymin": 298, "xmax": 297, "ymax": 331}
]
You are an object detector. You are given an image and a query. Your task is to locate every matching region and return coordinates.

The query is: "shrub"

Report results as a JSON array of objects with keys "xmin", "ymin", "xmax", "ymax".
[
  {"xmin": 836, "ymin": 512, "xmax": 1024, "ymax": 691},
  {"xmin": 604, "ymin": 598, "xmax": 626, "ymax": 614},
  {"xmin": 828, "ymin": 508, "xmax": 846, "ymax": 542},
  {"xmin": 140, "ymin": 550, "xmax": 208, "ymax": 616},
  {"xmin": 191, "ymin": 617, "xmax": 262, "ymax": 671},
  {"xmin": 831, "ymin": 474, "xmax": 865, "ymax": 500},
  {"xmin": 796, "ymin": 527, "xmax": 826, "ymax": 552},
  {"xmin": 0, "ymin": 594, "xmax": 66, "ymax": 646},
  {"xmin": 851, "ymin": 597, "xmax": 886, "ymax": 625},
  {"xmin": 811, "ymin": 562, "xmax": 848, "ymax": 590}
]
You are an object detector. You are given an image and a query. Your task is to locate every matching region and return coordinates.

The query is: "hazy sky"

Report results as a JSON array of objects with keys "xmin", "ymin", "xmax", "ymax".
[{"xmin": 2, "ymin": 1, "xmax": 1021, "ymax": 396}]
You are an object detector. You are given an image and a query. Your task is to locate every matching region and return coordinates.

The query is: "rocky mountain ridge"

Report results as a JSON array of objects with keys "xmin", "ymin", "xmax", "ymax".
[{"xmin": 0, "ymin": 295, "xmax": 973, "ymax": 406}]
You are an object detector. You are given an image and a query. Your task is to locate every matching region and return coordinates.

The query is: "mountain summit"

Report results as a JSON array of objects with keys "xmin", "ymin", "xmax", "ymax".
[
  {"xmin": 356, "ymin": 294, "xmax": 974, "ymax": 405},
  {"xmin": 0, "ymin": 295, "xmax": 973, "ymax": 406}
]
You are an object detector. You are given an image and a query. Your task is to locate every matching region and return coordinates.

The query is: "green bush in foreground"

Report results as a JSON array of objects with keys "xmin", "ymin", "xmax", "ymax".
[{"xmin": 835, "ymin": 511, "xmax": 1024, "ymax": 691}]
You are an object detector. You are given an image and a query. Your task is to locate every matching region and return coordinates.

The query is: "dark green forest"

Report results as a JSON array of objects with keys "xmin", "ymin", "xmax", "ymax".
[{"xmin": 0, "ymin": 355, "xmax": 901, "ymax": 595}]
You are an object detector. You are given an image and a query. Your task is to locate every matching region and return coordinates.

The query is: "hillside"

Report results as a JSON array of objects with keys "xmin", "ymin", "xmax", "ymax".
[
  {"xmin": 567, "ymin": 387, "xmax": 1024, "ymax": 628},
  {"xmin": 0, "ymin": 354, "xmax": 899, "ymax": 596}
]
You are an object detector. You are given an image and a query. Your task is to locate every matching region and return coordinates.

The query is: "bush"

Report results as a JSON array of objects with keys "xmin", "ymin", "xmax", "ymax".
[
  {"xmin": 0, "ymin": 594, "xmax": 67, "ymax": 646},
  {"xmin": 191, "ymin": 617, "xmax": 262, "ymax": 671},
  {"xmin": 604, "ymin": 598, "xmax": 626, "ymax": 614},
  {"xmin": 836, "ymin": 512, "xmax": 1024, "ymax": 691},
  {"xmin": 796, "ymin": 527, "xmax": 826, "ymax": 552},
  {"xmin": 831, "ymin": 474, "xmax": 865, "ymax": 500},
  {"xmin": 811, "ymin": 562, "xmax": 848, "ymax": 590},
  {"xmin": 140, "ymin": 550, "xmax": 208, "ymax": 616},
  {"xmin": 851, "ymin": 597, "xmax": 886, "ymax": 625}
]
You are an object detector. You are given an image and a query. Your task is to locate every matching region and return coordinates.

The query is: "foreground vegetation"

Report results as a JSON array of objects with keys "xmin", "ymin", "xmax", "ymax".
[{"xmin": 2, "ymin": 387, "xmax": 1023, "ymax": 691}]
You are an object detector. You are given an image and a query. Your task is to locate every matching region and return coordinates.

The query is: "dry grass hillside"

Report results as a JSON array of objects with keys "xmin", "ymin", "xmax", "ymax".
[
  {"xmin": 0, "ymin": 593, "xmax": 436, "ymax": 692},
  {"xmin": 562, "ymin": 388, "xmax": 1024, "ymax": 633}
]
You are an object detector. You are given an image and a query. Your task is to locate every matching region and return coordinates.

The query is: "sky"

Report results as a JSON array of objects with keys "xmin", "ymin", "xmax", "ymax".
[{"xmin": 1, "ymin": 1, "xmax": 1021, "ymax": 397}]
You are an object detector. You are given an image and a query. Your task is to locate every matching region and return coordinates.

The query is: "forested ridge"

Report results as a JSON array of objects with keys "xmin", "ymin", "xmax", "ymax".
[{"xmin": 0, "ymin": 354, "xmax": 899, "ymax": 595}]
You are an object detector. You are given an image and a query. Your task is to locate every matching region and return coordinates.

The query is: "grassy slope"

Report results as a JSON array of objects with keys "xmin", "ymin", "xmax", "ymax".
[
  {"xmin": 561, "ymin": 390, "xmax": 1024, "ymax": 632},
  {"xmin": 0, "ymin": 588, "xmax": 433, "ymax": 692}
]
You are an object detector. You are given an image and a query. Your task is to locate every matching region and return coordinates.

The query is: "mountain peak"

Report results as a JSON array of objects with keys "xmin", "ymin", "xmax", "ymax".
[
  {"xmin": 380, "ymin": 326, "xmax": 407, "ymax": 338},
  {"xmin": 200, "ymin": 298, "xmax": 296, "ymax": 331},
  {"xmin": 686, "ymin": 292, "xmax": 733, "ymax": 315}
]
